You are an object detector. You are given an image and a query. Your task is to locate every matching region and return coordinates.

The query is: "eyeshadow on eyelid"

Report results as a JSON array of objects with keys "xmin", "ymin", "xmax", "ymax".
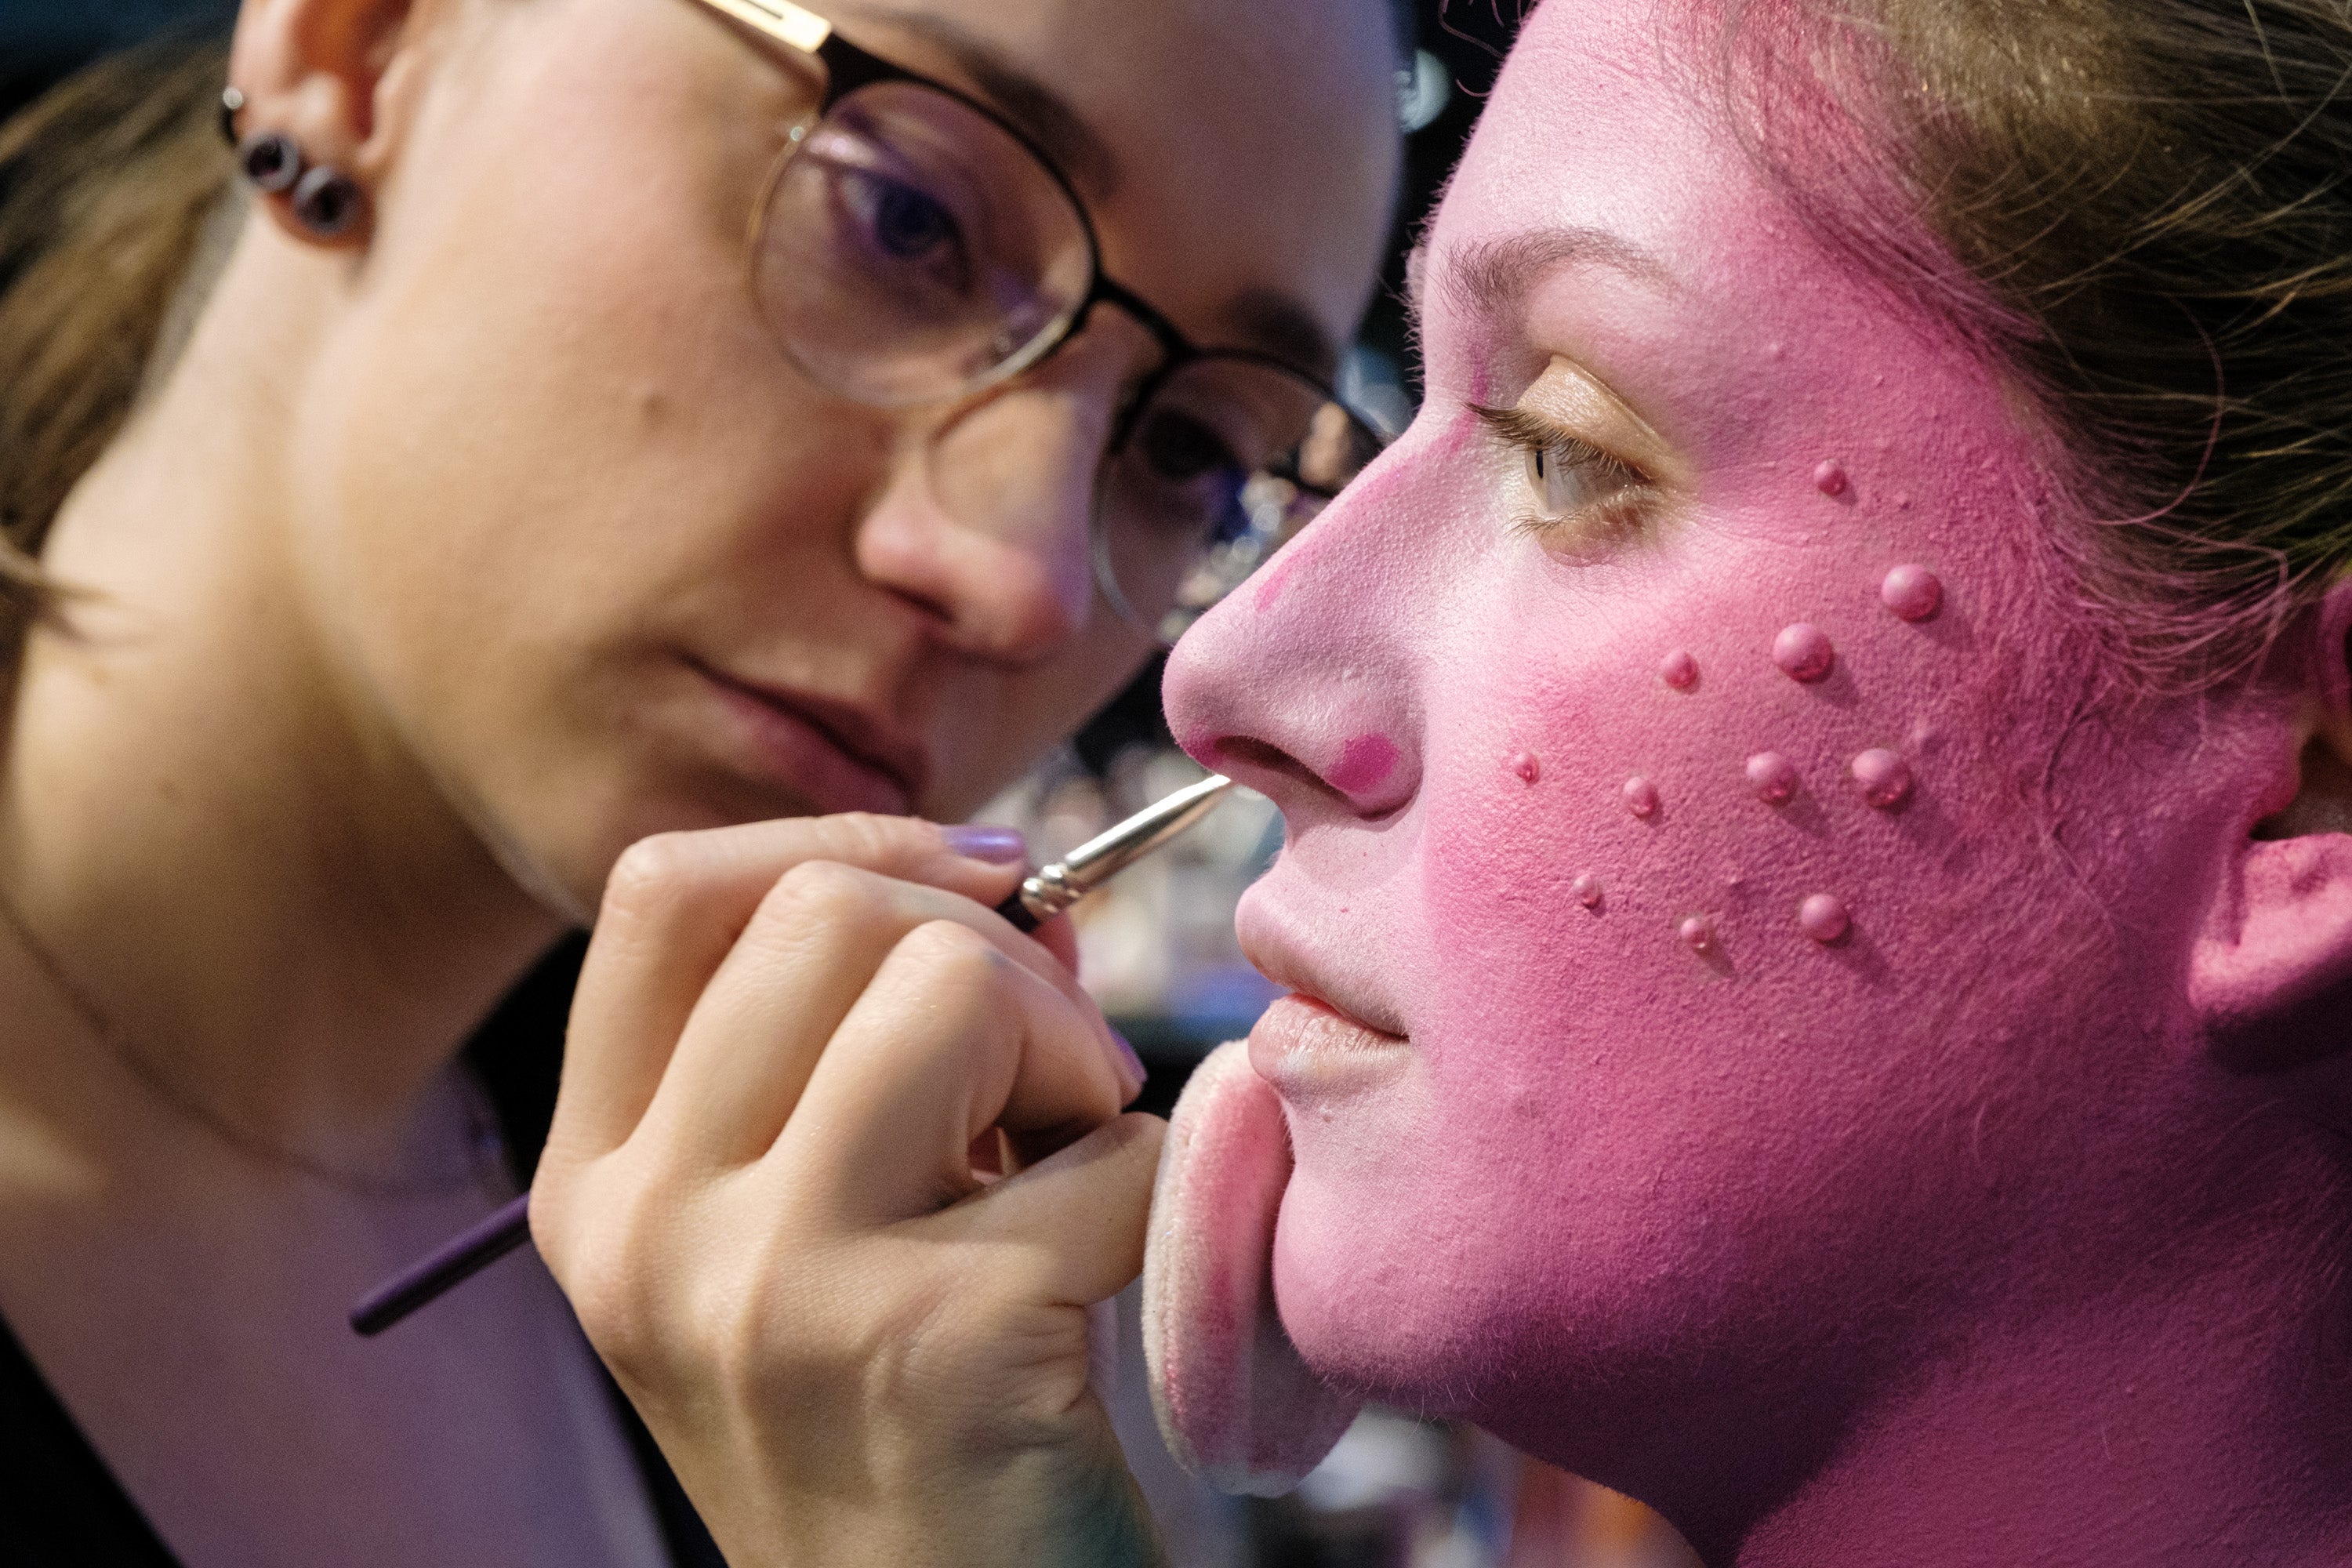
[{"xmin": 1515, "ymin": 358, "xmax": 1669, "ymax": 468}]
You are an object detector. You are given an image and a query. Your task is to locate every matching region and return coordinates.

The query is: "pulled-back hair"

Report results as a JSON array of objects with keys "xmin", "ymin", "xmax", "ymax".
[
  {"xmin": 1715, "ymin": 0, "xmax": 2352, "ymax": 690},
  {"xmin": 0, "ymin": 41, "xmax": 234, "ymax": 650}
]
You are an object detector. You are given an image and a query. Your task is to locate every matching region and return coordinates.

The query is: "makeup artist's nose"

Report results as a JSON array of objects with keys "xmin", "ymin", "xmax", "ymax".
[
  {"xmin": 1164, "ymin": 488, "xmax": 1422, "ymax": 821},
  {"xmin": 855, "ymin": 352, "xmax": 1124, "ymax": 662}
]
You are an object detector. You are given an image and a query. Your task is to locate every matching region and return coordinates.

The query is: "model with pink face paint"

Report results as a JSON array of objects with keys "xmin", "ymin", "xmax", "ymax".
[
  {"xmin": 1140, "ymin": 0, "xmax": 2352, "ymax": 1561},
  {"xmin": 501, "ymin": 1, "xmax": 2352, "ymax": 1564}
]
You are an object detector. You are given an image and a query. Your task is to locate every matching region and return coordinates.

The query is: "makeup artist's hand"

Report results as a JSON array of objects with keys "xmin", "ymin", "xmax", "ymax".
[{"xmin": 529, "ymin": 815, "xmax": 1166, "ymax": 1568}]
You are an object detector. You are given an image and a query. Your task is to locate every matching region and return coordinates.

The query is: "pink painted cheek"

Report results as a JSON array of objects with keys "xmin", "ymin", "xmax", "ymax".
[{"xmin": 1328, "ymin": 734, "xmax": 1399, "ymax": 795}]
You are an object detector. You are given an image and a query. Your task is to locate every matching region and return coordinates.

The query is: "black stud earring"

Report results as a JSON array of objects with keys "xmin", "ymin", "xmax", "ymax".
[
  {"xmin": 291, "ymin": 165, "xmax": 364, "ymax": 239},
  {"xmin": 238, "ymin": 131, "xmax": 305, "ymax": 194}
]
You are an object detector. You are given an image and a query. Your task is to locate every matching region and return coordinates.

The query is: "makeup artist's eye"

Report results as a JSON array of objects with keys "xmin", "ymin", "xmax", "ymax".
[{"xmin": 1474, "ymin": 405, "xmax": 1651, "ymax": 529}]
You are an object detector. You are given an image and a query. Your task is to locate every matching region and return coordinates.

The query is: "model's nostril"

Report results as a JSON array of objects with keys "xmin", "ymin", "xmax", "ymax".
[
  {"xmin": 1212, "ymin": 735, "xmax": 1327, "ymax": 794},
  {"xmin": 1214, "ymin": 738, "xmax": 1374, "ymax": 808}
]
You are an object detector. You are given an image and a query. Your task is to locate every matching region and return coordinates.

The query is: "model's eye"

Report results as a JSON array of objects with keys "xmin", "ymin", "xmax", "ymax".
[{"xmin": 1476, "ymin": 405, "xmax": 1649, "ymax": 525}]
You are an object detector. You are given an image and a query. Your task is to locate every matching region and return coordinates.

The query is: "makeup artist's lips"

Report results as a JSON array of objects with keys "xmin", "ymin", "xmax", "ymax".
[
  {"xmin": 689, "ymin": 660, "xmax": 928, "ymax": 816},
  {"xmin": 1249, "ymin": 993, "xmax": 1412, "ymax": 1099}
]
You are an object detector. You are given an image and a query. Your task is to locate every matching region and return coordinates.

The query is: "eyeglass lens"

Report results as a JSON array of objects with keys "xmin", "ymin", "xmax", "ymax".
[
  {"xmin": 1095, "ymin": 361, "xmax": 1383, "ymax": 642},
  {"xmin": 754, "ymin": 80, "xmax": 1094, "ymax": 406},
  {"xmin": 751, "ymin": 79, "xmax": 1383, "ymax": 639}
]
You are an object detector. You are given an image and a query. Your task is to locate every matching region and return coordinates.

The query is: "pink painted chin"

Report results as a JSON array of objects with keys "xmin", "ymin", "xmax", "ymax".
[{"xmin": 1143, "ymin": 1041, "xmax": 1363, "ymax": 1495}]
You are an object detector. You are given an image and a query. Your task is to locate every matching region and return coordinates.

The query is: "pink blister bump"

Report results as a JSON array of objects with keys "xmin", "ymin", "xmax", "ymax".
[
  {"xmin": 1880, "ymin": 563, "xmax": 1944, "ymax": 622},
  {"xmin": 1142, "ymin": 1041, "xmax": 1363, "ymax": 1495}
]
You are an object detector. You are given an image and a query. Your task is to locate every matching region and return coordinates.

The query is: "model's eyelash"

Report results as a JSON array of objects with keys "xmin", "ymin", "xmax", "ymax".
[{"xmin": 1471, "ymin": 405, "xmax": 1657, "ymax": 543}]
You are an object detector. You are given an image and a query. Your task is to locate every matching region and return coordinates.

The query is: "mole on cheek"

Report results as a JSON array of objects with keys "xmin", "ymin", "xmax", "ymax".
[
  {"xmin": 1623, "ymin": 776, "xmax": 1661, "ymax": 818},
  {"xmin": 1660, "ymin": 649, "xmax": 1699, "ymax": 690},
  {"xmin": 1798, "ymin": 893, "xmax": 1851, "ymax": 943},
  {"xmin": 1881, "ymin": 564, "xmax": 1944, "ymax": 622},
  {"xmin": 1510, "ymin": 751, "xmax": 1542, "ymax": 785},
  {"xmin": 1746, "ymin": 752, "xmax": 1798, "ymax": 804},
  {"xmin": 1773, "ymin": 623, "xmax": 1836, "ymax": 683},
  {"xmin": 1328, "ymin": 734, "xmax": 1399, "ymax": 795},
  {"xmin": 1851, "ymin": 748, "xmax": 1913, "ymax": 808},
  {"xmin": 1813, "ymin": 459, "xmax": 1848, "ymax": 497},
  {"xmin": 1573, "ymin": 873, "xmax": 1604, "ymax": 909}
]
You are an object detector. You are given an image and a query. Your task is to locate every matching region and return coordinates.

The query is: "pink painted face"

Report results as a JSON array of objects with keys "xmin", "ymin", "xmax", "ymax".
[{"xmin": 1160, "ymin": 0, "xmax": 2293, "ymax": 1528}]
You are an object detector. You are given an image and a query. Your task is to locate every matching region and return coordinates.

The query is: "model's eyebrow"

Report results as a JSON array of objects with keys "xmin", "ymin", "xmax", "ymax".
[
  {"xmin": 1436, "ymin": 225, "xmax": 1679, "ymax": 322},
  {"xmin": 855, "ymin": 9, "xmax": 1123, "ymax": 205}
]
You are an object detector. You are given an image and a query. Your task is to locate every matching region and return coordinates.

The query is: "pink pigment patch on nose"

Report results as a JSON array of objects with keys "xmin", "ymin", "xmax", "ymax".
[
  {"xmin": 1251, "ymin": 546, "xmax": 1308, "ymax": 612},
  {"xmin": 1328, "ymin": 734, "xmax": 1399, "ymax": 795}
]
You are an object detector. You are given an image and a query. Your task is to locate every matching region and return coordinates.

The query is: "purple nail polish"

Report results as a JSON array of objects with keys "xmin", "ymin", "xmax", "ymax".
[
  {"xmin": 1112, "ymin": 1029, "xmax": 1148, "ymax": 1098},
  {"xmin": 943, "ymin": 824, "xmax": 1028, "ymax": 864}
]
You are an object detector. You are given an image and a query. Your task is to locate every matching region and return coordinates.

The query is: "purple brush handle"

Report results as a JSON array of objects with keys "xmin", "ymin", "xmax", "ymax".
[{"xmin": 349, "ymin": 1193, "xmax": 532, "ymax": 1336}]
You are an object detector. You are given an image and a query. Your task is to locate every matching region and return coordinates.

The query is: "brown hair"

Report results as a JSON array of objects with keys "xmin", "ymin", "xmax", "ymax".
[
  {"xmin": 0, "ymin": 41, "xmax": 234, "ymax": 648},
  {"xmin": 1720, "ymin": 0, "xmax": 2352, "ymax": 689}
]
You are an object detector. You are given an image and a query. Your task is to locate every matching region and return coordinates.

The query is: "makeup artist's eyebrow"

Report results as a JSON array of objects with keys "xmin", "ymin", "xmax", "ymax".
[
  {"xmin": 1439, "ymin": 226, "xmax": 1679, "ymax": 321},
  {"xmin": 856, "ymin": 8, "xmax": 1123, "ymax": 204},
  {"xmin": 1220, "ymin": 287, "xmax": 1341, "ymax": 379}
]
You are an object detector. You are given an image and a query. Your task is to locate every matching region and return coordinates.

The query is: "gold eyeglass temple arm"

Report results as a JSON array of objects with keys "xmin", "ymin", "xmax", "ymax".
[{"xmin": 694, "ymin": 0, "xmax": 833, "ymax": 56}]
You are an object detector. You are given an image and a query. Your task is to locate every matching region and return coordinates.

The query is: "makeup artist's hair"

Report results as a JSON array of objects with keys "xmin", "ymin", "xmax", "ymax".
[
  {"xmin": 0, "ymin": 40, "xmax": 234, "ymax": 655},
  {"xmin": 1719, "ymin": 0, "xmax": 2352, "ymax": 691}
]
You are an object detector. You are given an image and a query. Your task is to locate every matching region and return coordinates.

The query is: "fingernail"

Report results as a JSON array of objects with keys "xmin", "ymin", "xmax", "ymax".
[
  {"xmin": 1112, "ymin": 1029, "xmax": 1148, "ymax": 1098},
  {"xmin": 942, "ymin": 824, "xmax": 1029, "ymax": 864}
]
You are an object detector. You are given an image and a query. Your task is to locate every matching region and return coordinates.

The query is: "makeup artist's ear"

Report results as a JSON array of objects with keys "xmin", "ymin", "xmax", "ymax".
[
  {"xmin": 2190, "ymin": 582, "xmax": 2352, "ymax": 1094},
  {"xmin": 227, "ymin": 0, "xmax": 442, "ymax": 245}
]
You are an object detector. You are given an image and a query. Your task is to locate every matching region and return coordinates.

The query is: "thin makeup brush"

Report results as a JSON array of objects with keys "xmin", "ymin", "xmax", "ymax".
[{"xmin": 350, "ymin": 773, "xmax": 1237, "ymax": 1337}]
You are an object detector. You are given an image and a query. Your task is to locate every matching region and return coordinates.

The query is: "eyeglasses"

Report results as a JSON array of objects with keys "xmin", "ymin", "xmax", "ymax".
[{"xmin": 691, "ymin": 0, "xmax": 1387, "ymax": 644}]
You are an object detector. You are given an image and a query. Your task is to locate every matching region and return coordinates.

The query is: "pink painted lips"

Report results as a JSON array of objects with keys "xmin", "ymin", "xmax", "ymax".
[{"xmin": 688, "ymin": 659, "xmax": 928, "ymax": 816}]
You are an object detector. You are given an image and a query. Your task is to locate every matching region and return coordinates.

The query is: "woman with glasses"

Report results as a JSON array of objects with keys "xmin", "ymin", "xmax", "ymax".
[{"xmin": 0, "ymin": 0, "xmax": 1398, "ymax": 1560}]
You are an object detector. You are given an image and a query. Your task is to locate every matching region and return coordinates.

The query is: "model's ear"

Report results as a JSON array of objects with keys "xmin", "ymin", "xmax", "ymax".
[
  {"xmin": 227, "ymin": 0, "xmax": 441, "ymax": 242},
  {"xmin": 2190, "ymin": 581, "xmax": 2352, "ymax": 1073}
]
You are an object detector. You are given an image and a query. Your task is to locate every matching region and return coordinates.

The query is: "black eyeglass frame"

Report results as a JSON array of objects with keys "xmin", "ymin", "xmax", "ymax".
[{"xmin": 788, "ymin": 21, "xmax": 1379, "ymax": 471}]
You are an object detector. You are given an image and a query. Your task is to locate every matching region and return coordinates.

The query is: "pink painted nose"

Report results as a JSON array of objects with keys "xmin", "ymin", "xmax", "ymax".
[{"xmin": 1160, "ymin": 457, "xmax": 1423, "ymax": 822}]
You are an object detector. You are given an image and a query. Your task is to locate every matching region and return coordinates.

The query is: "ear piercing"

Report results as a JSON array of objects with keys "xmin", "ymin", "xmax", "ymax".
[
  {"xmin": 220, "ymin": 85, "xmax": 366, "ymax": 241},
  {"xmin": 238, "ymin": 130, "xmax": 303, "ymax": 193},
  {"xmin": 289, "ymin": 167, "xmax": 363, "ymax": 238}
]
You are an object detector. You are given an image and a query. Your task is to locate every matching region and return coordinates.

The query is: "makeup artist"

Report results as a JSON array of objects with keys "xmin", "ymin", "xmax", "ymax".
[{"xmin": 0, "ymin": 0, "xmax": 1399, "ymax": 1560}]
